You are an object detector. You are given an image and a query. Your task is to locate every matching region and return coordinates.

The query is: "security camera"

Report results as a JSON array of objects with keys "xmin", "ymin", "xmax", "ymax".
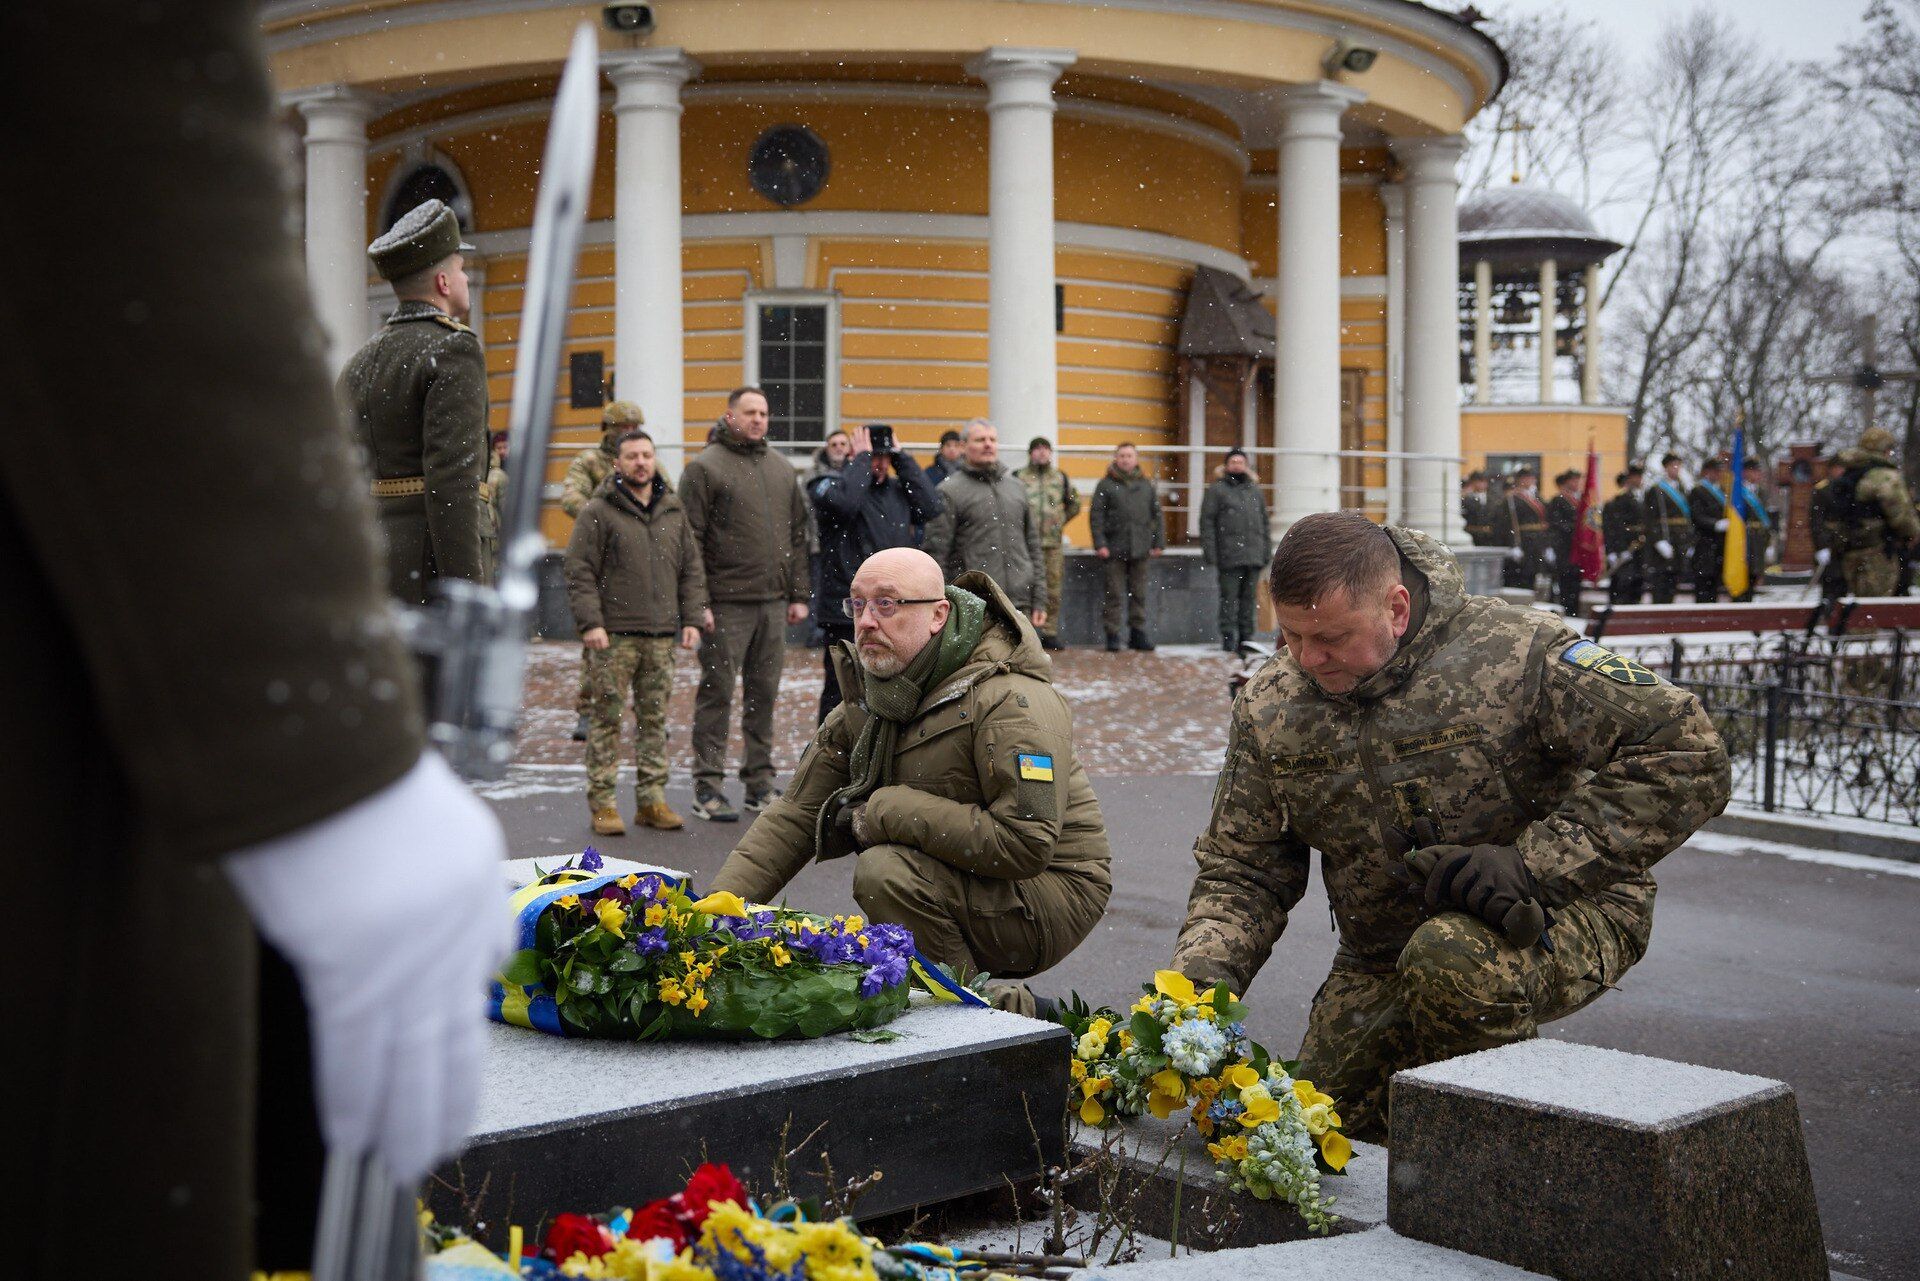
[
  {"xmin": 603, "ymin": 2, "xmax": 654, "ymax": 35},
  {"xmin": 1323, "ymin": 38, "xmax": 1379, "ymax": 77}
]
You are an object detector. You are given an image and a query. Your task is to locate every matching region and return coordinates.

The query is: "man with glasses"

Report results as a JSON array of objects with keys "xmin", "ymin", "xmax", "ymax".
[{"xmin": 708, "ymin": 547, "xmax": 1111, "ymax": 1016}]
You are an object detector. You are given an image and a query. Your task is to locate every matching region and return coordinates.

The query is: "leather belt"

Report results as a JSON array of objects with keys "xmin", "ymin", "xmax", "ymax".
[{"xmin": 371, "ymin": 476, "xmax": 426, "ymax": 498}]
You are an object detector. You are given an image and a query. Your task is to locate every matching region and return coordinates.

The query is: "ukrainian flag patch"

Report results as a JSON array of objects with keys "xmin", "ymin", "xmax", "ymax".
[
  {"xmin": 1560, "ymin": 639, "xmax": 1659, "ymax": 686},
  {"xmin": 1017, "ymin": 753, "xmax": 1055, "ymax": 781}
]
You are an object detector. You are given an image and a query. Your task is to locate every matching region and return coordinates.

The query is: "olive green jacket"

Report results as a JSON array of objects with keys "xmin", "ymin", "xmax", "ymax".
[
  {"xmin": 678, "ymin": 423, "xmax": 811, "ymax": 604},
  {"xmin": 1090, "ymin": 465, "xmax": 1165, "ymax": 559},
  {"xmin": 563, "ymin": 475, "xmax": 707, "ymax": 636},
  {"xmin": 922, "ymin": 462, "xmax": 1045, "ymax": 612},
  {"xmin": 709, "ymin": 572, "xmax": 1112, "ymax": 904},
  {"xmin": 1174, "ymin": 527, "xmax": 1731, "ymax": 990},
  {"xmin": 337, "ymin": 299, "xmax": 490, "ymax": 602}
]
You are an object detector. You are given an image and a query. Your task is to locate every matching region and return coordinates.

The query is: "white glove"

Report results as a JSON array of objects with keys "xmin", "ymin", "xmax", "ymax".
[
  {"xmin": 1715, "ymin": 519, "xmax": 1730, "ymax": 532},
  {"xmin": 1815, "ymin": 547, "xmax": 1831, "ymax": 569},
  {"xmin": 1543, "ymin": 547, "xmax": 1556, "ymax": 565},
  {"xmin": 1607, "ymin": 552, "xmax": 1622, "ymax": 570},
  {"xmin": 1656, "ymin": 539, "xmax": 1674, "ymax": 560},
  {"xmin": 225, "ymin": 753, "xmax": 509, "ymax": 1183},
  {"xmin": 1507, "ymin": 545, "xmax": 1524, "ymax": 561}
]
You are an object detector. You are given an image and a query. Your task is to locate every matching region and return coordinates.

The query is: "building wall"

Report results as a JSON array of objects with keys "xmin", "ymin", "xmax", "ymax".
[{"xmin": 1461, "ymin": 405, "xmax": 1631, "ymax": 494}]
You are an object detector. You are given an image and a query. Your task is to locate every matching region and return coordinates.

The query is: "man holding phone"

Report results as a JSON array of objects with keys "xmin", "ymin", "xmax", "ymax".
[{"xmin": 809, "ymin": 424, "xmax": 945, "ymax": 721}]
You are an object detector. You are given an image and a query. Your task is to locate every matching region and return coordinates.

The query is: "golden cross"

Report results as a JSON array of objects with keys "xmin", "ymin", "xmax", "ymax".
[{"xmin": 1496, "ymin": 115, "xmax": 1535, "ymax": 185}]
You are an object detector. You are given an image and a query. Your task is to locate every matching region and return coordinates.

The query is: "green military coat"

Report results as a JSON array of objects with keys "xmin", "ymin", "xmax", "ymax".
[{"xmin": 337, "ymin": 299, "xmax": 490, "ymax": 603}]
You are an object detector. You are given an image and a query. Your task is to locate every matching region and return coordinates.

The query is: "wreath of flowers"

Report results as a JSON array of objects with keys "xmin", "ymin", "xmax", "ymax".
[{"xmin": 1055, "ymin": 971, "xmax": 1352, "ymax": 1233}]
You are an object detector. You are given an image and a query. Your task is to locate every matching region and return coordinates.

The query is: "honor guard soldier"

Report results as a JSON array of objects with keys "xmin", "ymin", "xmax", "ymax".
[
  {"xmin": 1643, "ymin": 454, "xmax": 1695, "ymax": 603},
  {"xmin": 1172, "ymin": 514, "xmax": 1730, "ymax": 1140},
  {"xmin": 1602, "ymin": 465, "xmax": 1649, "ymax": 603},
  {"xmin": 339, "ymin": 198, "xmax": 490, "ymax": 604},
  {"xmin": 1545, "ymin": 469, "xmax": 1585, "ymax": 616},
  {"xmin": 1688, "ymin": 456, "xmax": 1731, "ymax": 603},
  {"xmin": 1494, "ymin": 467, "xmax": 1551, "ymax": 591},
  {"xmin": 1460, "ymin": 471, "xmax": 1496, "ymax": 546}
]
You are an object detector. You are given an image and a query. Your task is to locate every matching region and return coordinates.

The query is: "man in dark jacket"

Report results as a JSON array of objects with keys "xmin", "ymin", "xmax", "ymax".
[
  {"xmin": 1091, "ymin": 442, "xmax": 1165, "ymax": 650},
  {"xmin": 810, "ymin": 424, "xmax": 945, "ymax": 721},
  {"xmin": 679, "ymin": 387, "xmax": 812, "ymax": 822},
  {"xmin": 1545, "ymin": 468, "xmax": 1585, "ymax": 617},
  {"xmin": 925, "ymin": 428, "xmax": 966, "ymax": 488},
  {"xmin": 1200, "ymin": 448, "xmax": 1272, "ymax": 650},
  {"xmin": 1494, "ymin": 467, "xmax": 1550, "ymax": 592},
  {"xmin": 1602, "ymin": 465, "xmax": 1648, "ymax": 604},
  {"xmin": 1460, "ymin": 471, "xmax": 1496, "ymax": 545},
  {"xmin": 1643, "ymin": 453, "xmax": 1694, "ymax": 603},
  {"xmin": 1689, "ymin": 455, "xmax": 1731, "ymax": 604},
  {"xmin": 566, "ymin": 429, "xmax": 708, "ymax": 836},
  {"xmin": 923, "ymin": 419, "xmax": 1047, "ymax": 625}
]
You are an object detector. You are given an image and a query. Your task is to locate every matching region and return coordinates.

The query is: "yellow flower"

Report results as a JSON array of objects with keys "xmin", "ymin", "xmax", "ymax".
[
  {"xmin": 1117, "ymin": 1028, "xmax": 1134, "ymax": 1049},
  {"xmin": 1069, "ymin": 1058, "xmax": 1088, "ymax": 1083},
  {"xmin": 670, "ymin": 910, "xmax": 689, "ymax": 928},
  {"xmin": 678, "ymin": 951, "xmax": 697, "ymax": 969},
  {"xmin": 556, "ymin": 894, "xmax": 580, "ymax": 910},
  {"xmin": 1079, "ymin": 1095, "xmax": 1106, "ymax": 1125},
  {"xmin": 1292, "ymin": 1078, "xmax": 1336, "ymax": 1111},
  {"xmin": 1153, "ymin": 970, "xmax": 1199, "ymax": 1006},
  {"xmin": 1080, "ymin": 1076, "xmax": 1110, "ymax": 1099},
  {"xmin": 1147, "ymin": 1068, "xmax": 1188, "ymax": 1119},
  {"xmin": 1222, "ymin": 1064, "xmax": 1261, "ymax": 1092},
  {"xmin": 1075, "ymin": 1017, "xmax": 1113, "ymax": 1061},
  {"xmin": 658, "ymin": 980, "xmax": 685, "ymax": 1006},
  {"xmin": 644, "ymin": 904, "xmax": 667, "ymax": 927},
  {"xmin": 845, "ymin": 915, "xmax": 865, "ymax": 931},
  {"xmin": 1131, "ymin": 994, "xmax": 1155, "ymax": 1015},
  {"xmin": 654, "ymin": 1255, "xmax": 721, "ymax": 1281},
  {"xmin": 686, "ymin": 988, "xmax": 710, "ymax": 1017},
  {"xmin": 689, "ymin": 890, "xmax": 749, "ymax": 918},
  {"xmin": 1195, "ymin": 1114, "xmax": 1214, "ymax": 1137},
  {"xmin": 771, "ymin": 943, "xmax": 792, "ymax": 967},
  {"xmin": 1301, "ymin": 1101, "xmax": 1336, "ymax": 1136},
  {"xmin": 1237, "ymin": 1083, "xmax": 1280, "ymax": 1128},
  {"xmin": 1317, "ymin": 1128, "xmax": 1353, "ymax": 1172},
  {"xmin": 1190, "ymin": 1076, "xmax": 1221, "ymax": 1104},
  {"xmin": 618, "ymin": 873, "xmax": 640, "ymax": 889},
  {"xmin": 595, "ymin": 899, "xmax": 627, "ymax": 937},
  {"xmin": 1206, "ymin": 1134, "xmax": 1250, "ymax": 1163}
]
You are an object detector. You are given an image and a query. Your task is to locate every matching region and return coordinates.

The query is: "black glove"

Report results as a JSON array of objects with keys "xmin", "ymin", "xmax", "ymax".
[
  {"xmin": 819, "ymin": 799, "xmax": 866, "ymax": 862},
  {"xmin": 1404, "ymin": 843, "xmax": 1550, "ymax": 950}
]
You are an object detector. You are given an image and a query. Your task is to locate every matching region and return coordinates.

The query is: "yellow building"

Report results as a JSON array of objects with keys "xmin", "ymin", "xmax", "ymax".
[{"xmin": 266, "ymin": 0, "xmax": 1506, "ymax": 546}]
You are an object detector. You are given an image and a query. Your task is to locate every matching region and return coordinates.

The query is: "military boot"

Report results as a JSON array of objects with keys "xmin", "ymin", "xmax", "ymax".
[
  {"xmin": 1128, "ymin": 628, "xmax": 1156, "ymax": 652},
  {"xmin": 591, "ymin": 806, "xmax": 626, "ymax": 836},
  {"xmin": 636, "ymin": 800, "xmax": 683, "ymax": 831},
  {"xmin": 571, "ymin": 713, "xmax": 591, "ymax": 742},
  {"xmin": 1105, "ymin": 633, "xmax": 1123, "ymax": 653}
]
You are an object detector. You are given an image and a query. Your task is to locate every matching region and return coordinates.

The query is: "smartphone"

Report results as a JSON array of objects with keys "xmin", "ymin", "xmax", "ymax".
[{"xmin": 868, "ymin": 424, "xmax": 895, "ymax": 455}]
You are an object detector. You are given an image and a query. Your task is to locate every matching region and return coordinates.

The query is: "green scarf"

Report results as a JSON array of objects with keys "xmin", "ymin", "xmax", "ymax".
[{"xmin": 814, "ymin": 585, "xmax": 988, "ymax": 860}]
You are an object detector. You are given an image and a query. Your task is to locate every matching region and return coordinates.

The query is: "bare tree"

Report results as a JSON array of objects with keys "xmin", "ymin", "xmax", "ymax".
[{"xmin": 1463, "ymin": 6, "xmax": 1628, "ymax": 208}]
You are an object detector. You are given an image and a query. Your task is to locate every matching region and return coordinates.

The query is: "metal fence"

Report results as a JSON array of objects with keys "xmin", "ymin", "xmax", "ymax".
[
  {"xmin": 1679, "ymin": 679, "xmax": 1920, "ymax": 826},
  {"xmin": 1615, "ymin": 632, "xmax": 1914, "ymax": 703}
]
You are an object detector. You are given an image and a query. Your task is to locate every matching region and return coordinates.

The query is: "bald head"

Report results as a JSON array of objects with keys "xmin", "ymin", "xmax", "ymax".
[{"xmin": 849, "ymin": 548, "xmax": 952, "ymax": 676}]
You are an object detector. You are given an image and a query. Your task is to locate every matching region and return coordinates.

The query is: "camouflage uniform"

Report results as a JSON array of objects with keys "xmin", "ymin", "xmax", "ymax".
[
  {"xmin": 482, "ymin": 461, "xmax": 507, "ymax": 578},
  {"xmin": 1017, "ymin": 460, "xmax": 1081, "ymax": 641},
  {"xmin": 1828, "ymin": 430, "xmax": 1920, "ymax": 597},
  {"xmin": 1172, "ymin": 527, "xmax": 1731, "ymax": 1140},
  {"xmin": 562, "ymin": 402, "xmax": 646, "ymax": 721},
  {"xmin": 586, "ymin": 636, "xmax": 676, "ymax": 811}
]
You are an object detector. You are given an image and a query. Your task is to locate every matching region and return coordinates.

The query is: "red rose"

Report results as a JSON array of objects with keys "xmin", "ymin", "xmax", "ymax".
[
  {"xmin": 544, "ymin": 1211, "xmax": 616, "ymax": 1261},
  {"xmin": 625, "ymin": 1198, "xmax": 690, "ymax": 1252},
  {"xmin": 681, "ymin": 1163, "xmax": 749, "ymax": 1225}
]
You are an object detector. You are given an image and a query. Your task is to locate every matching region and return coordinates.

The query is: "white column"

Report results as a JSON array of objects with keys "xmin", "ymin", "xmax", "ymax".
[
  {"xmin": 1473, "ymin": 259, "xmax": 1493, "ymax": 405},
  {"xmin": 1393, "ymin": 135, "xmax": 1466, "ymax": 542},
  {"xmin": 1185, "ymin": 367, "xmax": 1207, "ymax": 539},
  {"xmin": 969, "ymin": 48, "xmax": 1076, "ymax": 448},
  {"xmin": 293, "ymin": 87, "xmax": 375, "ymax": 375},
  {"xmin": 1538, "ymin": 257, "xmax": 1557, "ymax": 404},
  {"xmin": 1581, "ymin": 262, "xmax": 1602, "ymax": 405},
  {"xmin": 607, "ymin": 49, "xmax": 699, "ymax": 477},
  {"xmin": 1271, "ymin": 82, "xmax": 1366, "ymax": 531},
  {"xmin": 1380, "ymin": 180, "xmax": 1407, "ymax": 524}
]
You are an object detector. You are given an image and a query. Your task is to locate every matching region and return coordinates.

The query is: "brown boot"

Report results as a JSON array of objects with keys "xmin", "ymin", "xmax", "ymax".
[
  {"xmin": 636, "ymin": 800, "xmax": 684, "ymax": 831},
  {"xmin": 591, "ymin": 806, "xmax": 626, "ymax": 836}
]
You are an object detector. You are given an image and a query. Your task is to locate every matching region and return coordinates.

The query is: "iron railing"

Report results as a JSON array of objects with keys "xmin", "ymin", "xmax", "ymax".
[{"xmin": 1614, "ymin": 631, "xmax": 1913, "ymax": 703}]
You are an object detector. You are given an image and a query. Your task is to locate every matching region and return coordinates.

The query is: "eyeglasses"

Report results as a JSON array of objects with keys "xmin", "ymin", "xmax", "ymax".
[{"xmin": 842, "ymin": 596, "xmax": 943, "ymax": 619}]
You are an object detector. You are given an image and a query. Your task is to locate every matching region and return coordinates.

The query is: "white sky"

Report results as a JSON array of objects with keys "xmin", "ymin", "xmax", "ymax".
[{"xmin": 1489, "ymin": 0, "xmax": 1857, "ymax": 62}]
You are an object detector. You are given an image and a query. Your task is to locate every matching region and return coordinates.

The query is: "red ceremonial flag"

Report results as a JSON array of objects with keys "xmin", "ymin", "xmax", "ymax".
[{"xmin": 1573, "ymin": 439, "xmax": 1604, "ymax": 583}]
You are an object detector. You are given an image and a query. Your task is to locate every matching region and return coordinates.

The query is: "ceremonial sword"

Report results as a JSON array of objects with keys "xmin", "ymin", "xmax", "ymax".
[{"xmin": 313, "ymin": 22, "xmax": 601, "ymax": 1280}]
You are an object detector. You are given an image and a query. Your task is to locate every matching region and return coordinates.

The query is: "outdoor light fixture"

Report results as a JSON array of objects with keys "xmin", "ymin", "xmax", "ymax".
[
  {"xmin": 602, "ymin": 2, "xmax": 654, "ymax": 34},
  {"xmin": 1323, "ymin": 39, "xmax": 1379, "ymax": 77}
]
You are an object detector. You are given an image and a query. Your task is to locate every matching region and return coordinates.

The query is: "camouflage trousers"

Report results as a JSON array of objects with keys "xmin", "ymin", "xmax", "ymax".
[
  {"xmin": 1842, "ymin": 548, "xmax": 1901, "ymax": 597},
  {"xmin": 1295, "ymin": 899, "xmax": 1641, "ymax": 1144},
  {"xmin": 585, "ymin": 634, "xmax": 676, "ymax": 811},
  {"xmin": 1040, "ymin": 544, "xmax": 1065, "ymax": 640}
]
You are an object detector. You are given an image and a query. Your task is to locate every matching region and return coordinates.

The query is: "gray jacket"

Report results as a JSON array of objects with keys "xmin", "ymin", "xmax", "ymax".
[
  {"xmin": 923, "ymin": 461, "xmax": 1044, "ymax": 612},
  {"xmin": 1200, "ymin": 473, "xmax": 1272, "ymax": 570},
  {"xmin": 1090, "ymin": 465, "xmax": 1165, "ymax": 560}
]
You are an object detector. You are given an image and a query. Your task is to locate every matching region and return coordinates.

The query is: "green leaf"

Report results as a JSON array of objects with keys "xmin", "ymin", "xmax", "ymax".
[
  {"xmin": 567, "ymin": 964, "xmax": 602, "ymax": 995},
  {"xmin": 499, "ymin": 949, "xmax": 545, "ymax": 986},
  {"xmin": 1129, "ymin": 1011, "xmax": 1165, "ymax": 1053},
  {"xmin": 849, "ymin": 1029, "xmax": 902, "ymax": 1043},
  {"xmin": 608, "ymin": 950, "xmax": 644, "ymax": 973}
]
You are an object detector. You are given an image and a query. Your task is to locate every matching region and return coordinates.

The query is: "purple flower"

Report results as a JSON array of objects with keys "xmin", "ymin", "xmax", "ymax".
[
  {"xmin": 632, "ymin": 927, "xmax": 668, "ymax": 957},
  {"xmin": 634, "ymin": 874, "xmax": 664, "ymax": 902},
  {"xmin": 579, "ymin": 847, "xmax": 604, "ymax": 872},
  {"xmin": 726, "ymin": 911, "xmax": 779, "ymax": 942},
  {"xmin": 859, "ymin": 950, "xmax": 910, "ymax": 998}
]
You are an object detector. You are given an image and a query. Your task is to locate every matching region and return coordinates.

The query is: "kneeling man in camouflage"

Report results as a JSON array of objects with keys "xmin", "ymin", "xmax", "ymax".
[
  {"xmin": 709, "ymin": 547, "xmax": 1110, "ymax": 1013},
  {"xmin": 1173, "ymin": 511, "xmax": 1731, "ymax": 1140}
]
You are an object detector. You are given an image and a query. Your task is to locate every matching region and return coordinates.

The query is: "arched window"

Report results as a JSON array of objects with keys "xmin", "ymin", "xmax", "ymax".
[{"xmin": 382, "ymin": 163, "xmax": 469, "ymax": 233}]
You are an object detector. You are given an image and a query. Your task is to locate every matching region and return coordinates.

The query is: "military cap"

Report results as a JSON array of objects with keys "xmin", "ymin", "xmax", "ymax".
[
  {"xmin": 1029, "ymin": 436, "xmax": 1052, "ymax": 453},
  {"xmin": 367, "ymin": 199, "xmax": 474, "ymax": 282},
  {"xmin": 1623, "ymin": 461, "xmax": 1646, "ymax": 476},
  {"xmin": 1554, "ymin": 469, "xmax": 1581, "ymax": 486},
  {"xmin": 1859, "ymin": 425, "xmax": 1897, "ymax": 455},
  {"xmin": 1465, "ymin": 469, "xmax": 1487, "ymax": 483},
  {"xmin": 602, "ymin": 400, "xmax": 646, "ymax": 428},
  {"xmin": 1512, "ymin": 466, "xmax": 1537, "ymax": 480}
]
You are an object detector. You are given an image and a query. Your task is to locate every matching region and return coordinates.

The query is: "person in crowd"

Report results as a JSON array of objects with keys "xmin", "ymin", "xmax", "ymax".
[
  {"xmin": 1733, "ymin": 457, "xmax": 1773, "ymax": 602},
  {"xmin": 804, "ymin": 429, "xmax": 854, "ymax": 600},
  {"xmin": 1090, "ymin": 442, "xmax": 1165, "ymax": 651},
  {"xmin": 338, "ymin": 198, "xmax": 489, "ymax": 604},
  {"xmin": 1823, "ymin": 426, "xmax": 1920, "ymax": 596},
  {"xmin": 484, "ymin": 430, "xmax": 509, "ymax": 578},
  {"xmin": 560, "ymin": 400, "xmax": 649, "ymax": 740},
  {"xmin": 1545, "ymin": 468, "xmax": 1585, "ymax": 617},
  {"xmin": 1017, "ymin": 436, "xmax": 1082, "ymax": 651},
  {"xmin": 707, "ymin": 548, "xmax": 1111, "ymax": 1018},
  {"xmin": 6, "ymin": 7, "xmax": 507, "ymax": 1272},
  {"xmin": 1200, "ymin": 447, "xmax": 1272, "ymax": 651},
  {"xmin": 1172, "ymin": 513, "xmax": 1729, "ymax": 1141},
  {"xmin": 1460, "ymin": 470, "xmax": 1495, "ymax": 545},
  {"xmin": 1494, "ymin": 466, "xmax": 1550, "ymax": 593},
  {"xmin": 565, "ymin": 429, "xmax": 708, "ymax": 836},
  {"xmin": 1689, "ymin": 455, "xmax": 1730, "ymax": 604},
  {"xmin": 925, "ymin": 428, "xmax": 967, "ymax": 488},
  {"xmin": 679, "ymin": 387, "xmax": 811, "ymax": 822},
  {"xmin": 1602, "ymin": 465, "xmax": 1648, "ymax": 604},
  {"xmin": 810, "ymin": 425, "xmax": 944, "ymax": 721},
  {"xmin": 1643, "ymin": 453, "xmax": 1694, "ymax": 604},
  {"xmin": 922, "ymin": 418, "xmax": 1047, "ymax": 629}
]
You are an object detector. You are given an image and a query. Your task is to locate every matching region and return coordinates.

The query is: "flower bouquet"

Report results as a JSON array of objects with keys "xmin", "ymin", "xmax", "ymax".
[
  {"xmin": 1053, "ymin": 971, "xmax": 1352, "ymax": 1233},
  {"xmin": 493, "ymin": 851, "xmax": 914, "ymax": 1041},
  {"xmin": 424, "ymin": 1162, "xmax": 1022, "ymax": 1281}
]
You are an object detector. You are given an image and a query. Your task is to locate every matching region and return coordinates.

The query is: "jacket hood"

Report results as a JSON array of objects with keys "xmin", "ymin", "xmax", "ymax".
[
  {"xmin": 1210, "ymin": 465, "xmax": 1260, "ymax": 484},
  {"xmin": 714, "ymin": 420, "xmax": 768, "ymax": 456},
  {"xmin": 598, "ymin": 429, "xmax": 622, "ymax": 455},
  {"xmin": 1838, "ymin": 446, "xmax": 1894, "ymax": 469},
  {"xmin": 942, "ymin": 569, "xmax": 1052, "ymax": 690},
  {"xmin": 1338, "ymin": 526, "xmax": 1467, "ymax": 704},
  {"xmin": 1107, "ymin": 462, "xmax": 1146, "ymax": 483},
  {"xmin": 605, "ymin": 472, "xmax": 677, "ymax": 518},
  {"xmin": 960, "ymin": 459, "xmax": 1006, "ymax": 483}
]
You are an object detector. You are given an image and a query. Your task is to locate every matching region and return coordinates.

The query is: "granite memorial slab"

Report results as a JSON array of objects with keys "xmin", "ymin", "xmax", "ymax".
[
  {"xmin": 1387, "ymin": 1038, "xmax": 1825, "ymax": 1280},
  {"xmin": 429, "ymin": 857, "xmax": 1069, "ymax": 1241}
]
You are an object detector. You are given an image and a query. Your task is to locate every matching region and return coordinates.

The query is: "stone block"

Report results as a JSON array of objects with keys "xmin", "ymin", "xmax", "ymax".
[
  {"xmin": 1069, "ymin": 1225, "xmax": 1547, "ymax": 1280},
  {"xmin": 1387, "ymin": 1039, "xmax": 1825, "ymax": 1280}
]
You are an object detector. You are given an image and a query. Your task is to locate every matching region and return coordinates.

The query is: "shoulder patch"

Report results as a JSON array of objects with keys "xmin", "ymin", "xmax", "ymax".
[
  {"xmin": 1016, "ymin": 752, "xmax": 1055, "ymax": 781},
  {"xmin": 1559, "ymin": 639, "xmax": 1659, "ymax": 686}
]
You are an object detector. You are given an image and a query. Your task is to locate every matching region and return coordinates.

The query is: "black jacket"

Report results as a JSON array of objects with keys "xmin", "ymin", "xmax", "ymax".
[{"xmin": 809, "ymin": 451, "xmax": 945, "ymax": 618}]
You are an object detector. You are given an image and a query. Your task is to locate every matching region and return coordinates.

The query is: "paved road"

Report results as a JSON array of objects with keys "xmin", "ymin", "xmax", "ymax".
[{"xmin": 485, "ymin": 767, "xmax": 1919, "ymax": 1281}]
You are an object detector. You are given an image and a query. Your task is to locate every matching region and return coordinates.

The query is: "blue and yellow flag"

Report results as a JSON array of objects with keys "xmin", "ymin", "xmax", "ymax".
[{"xmin": 1723, "ymin": 428, "xmax": 1750, "ymax": 599}]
